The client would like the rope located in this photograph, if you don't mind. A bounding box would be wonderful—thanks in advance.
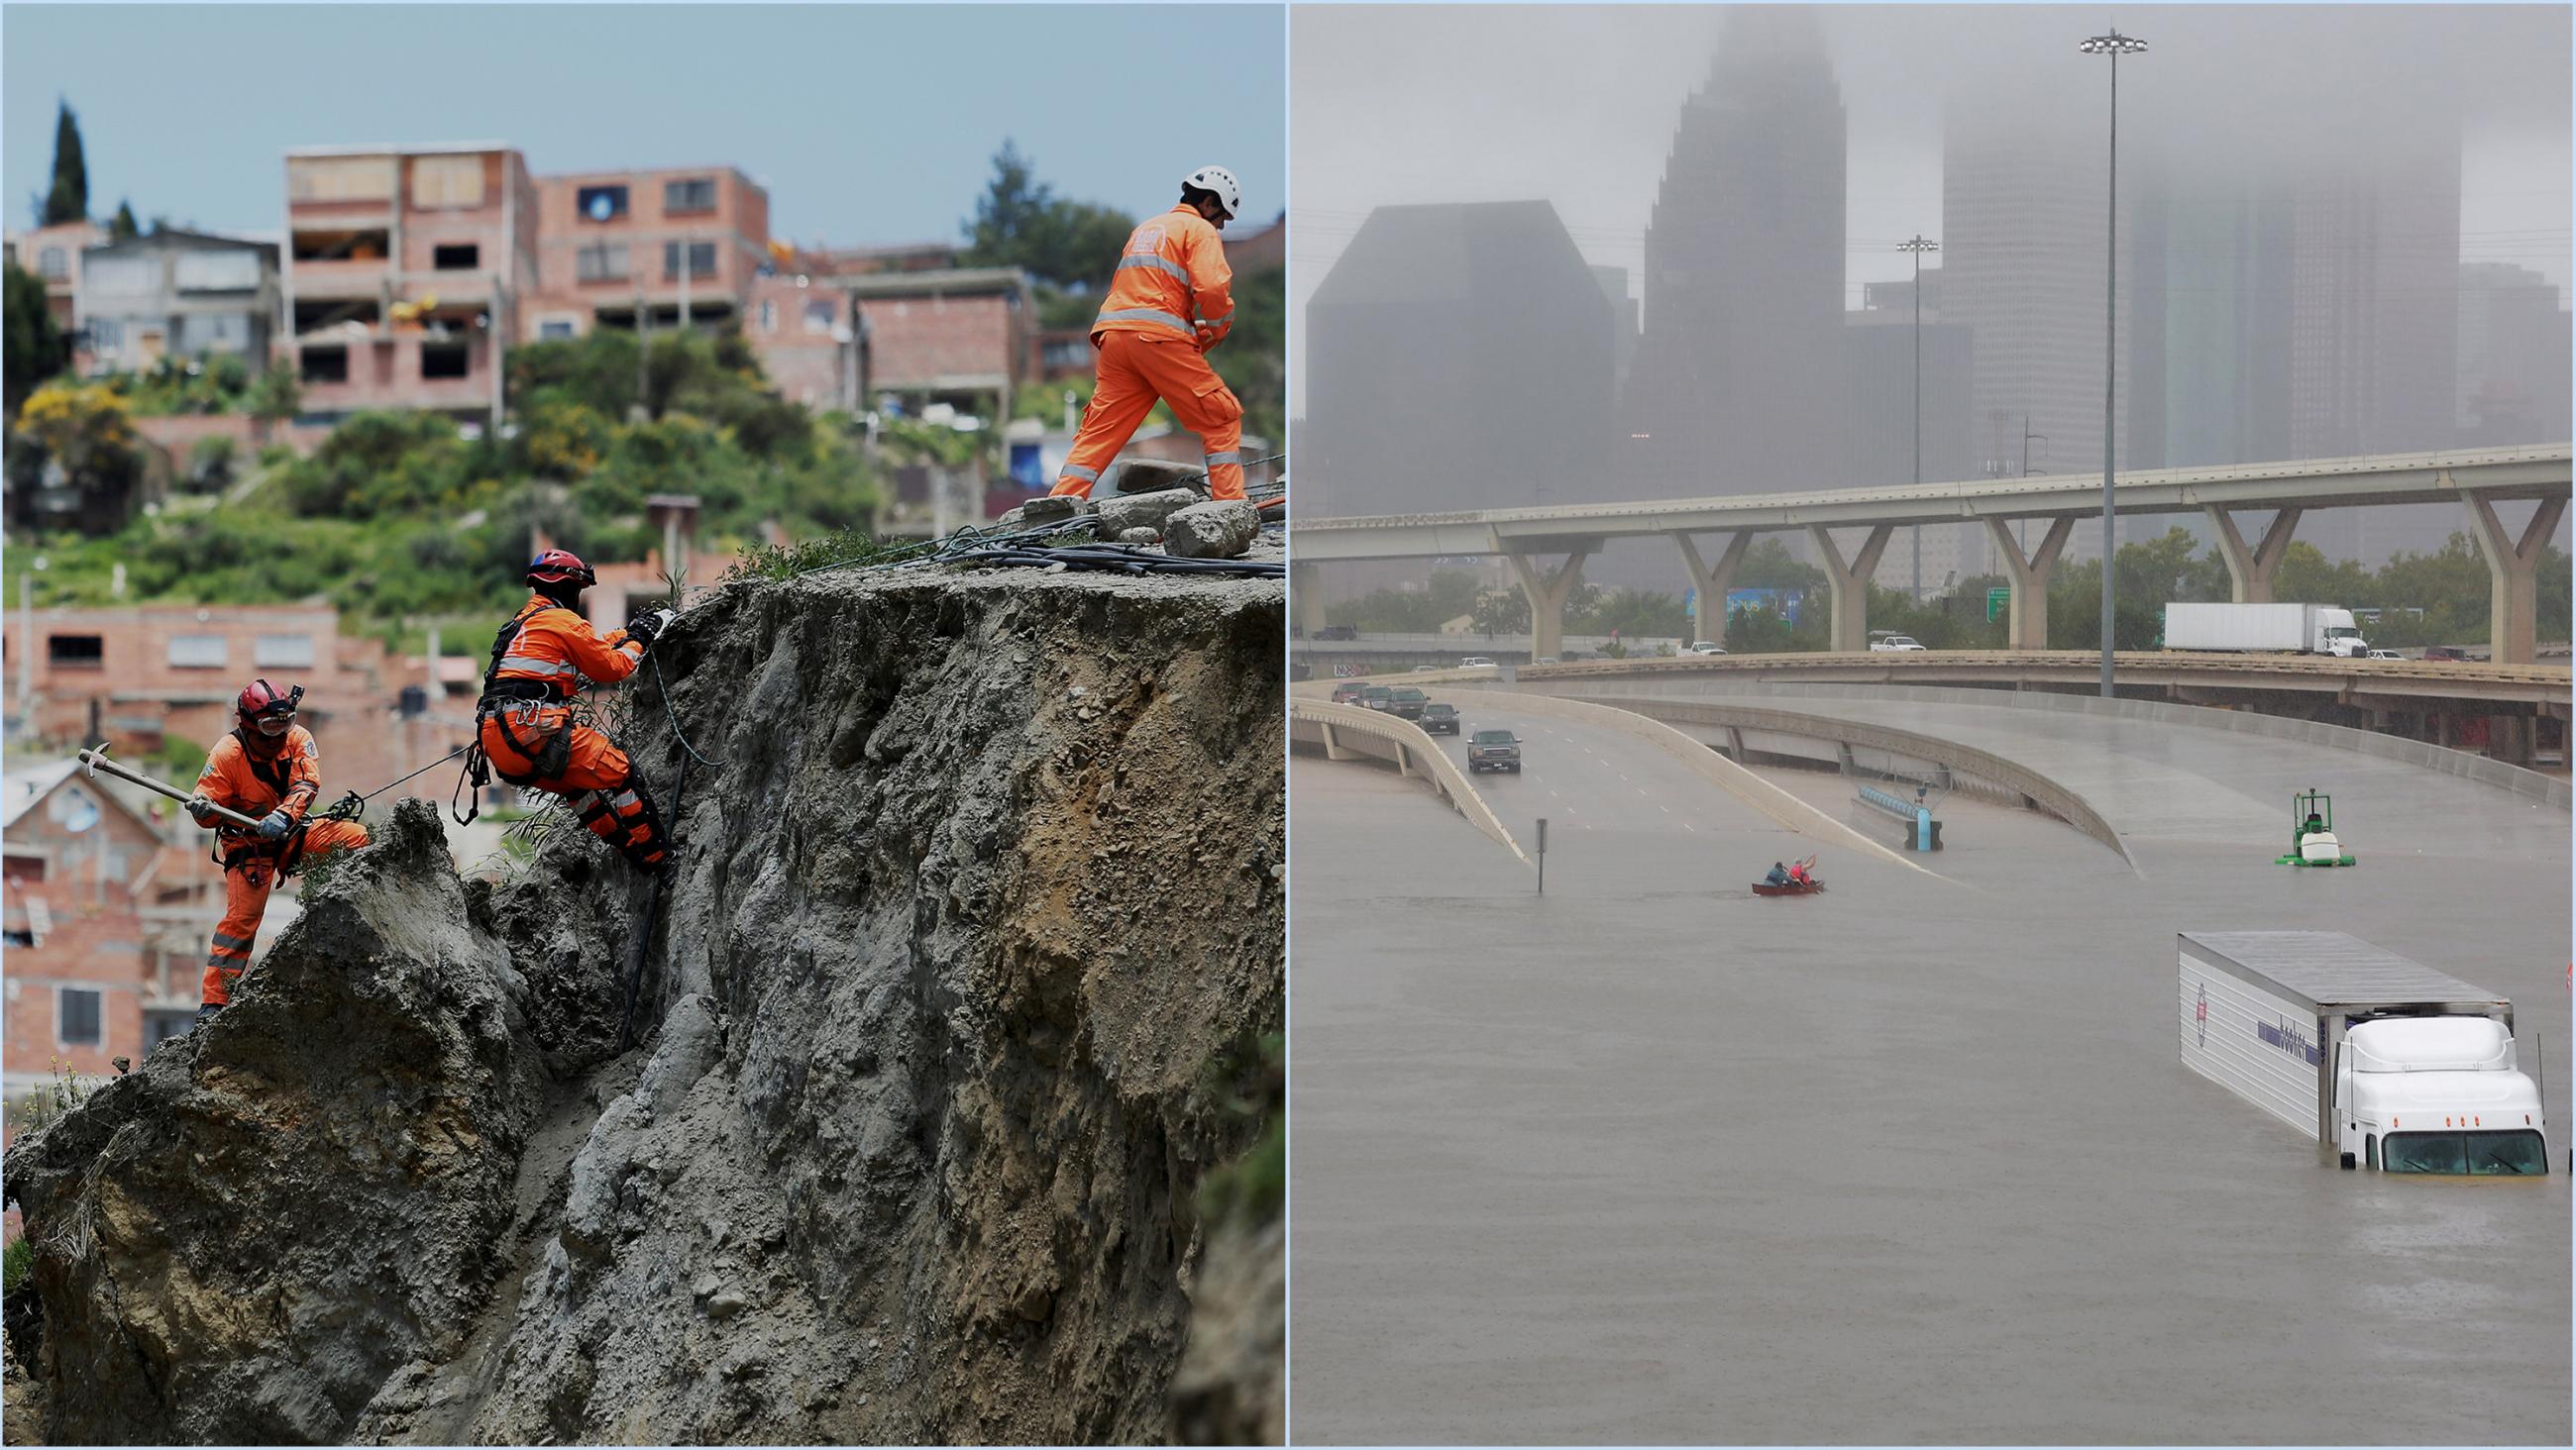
[650,650,722,769]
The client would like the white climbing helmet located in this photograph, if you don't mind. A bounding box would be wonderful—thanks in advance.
[1184,165,1241,220]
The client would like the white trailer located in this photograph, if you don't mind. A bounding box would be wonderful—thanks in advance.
[2162,602,2370,657]
[2178,931,2548,1174]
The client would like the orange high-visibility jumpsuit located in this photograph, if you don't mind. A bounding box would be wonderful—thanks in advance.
[1052,205,1246,502]
[476,595,669,869]
[193,726,370,1006]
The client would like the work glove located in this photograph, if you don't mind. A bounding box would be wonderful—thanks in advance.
[627,608,678,649]
[184,794,219,826]
[256,809,293,841]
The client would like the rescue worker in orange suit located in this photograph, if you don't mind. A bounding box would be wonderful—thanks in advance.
[185,679,371,1020]
[477,549,676,871]
[1049,165,1248,503]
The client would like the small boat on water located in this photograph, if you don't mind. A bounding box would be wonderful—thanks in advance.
[1751,879,1825,897]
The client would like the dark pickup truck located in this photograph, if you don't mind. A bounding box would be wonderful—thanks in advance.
[1388,686,1429,720]
[1420,702,1460,735]
[1467,728,1522,774]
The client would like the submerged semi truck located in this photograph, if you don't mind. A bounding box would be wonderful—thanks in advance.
[2178,931,2548,1175]
[2162,602,2370,657]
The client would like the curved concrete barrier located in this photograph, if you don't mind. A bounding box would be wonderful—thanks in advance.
[1290,699,1528,864]
[1558,678,2572,811]
[1447,688,1940,877]
[1562,691,2138,870]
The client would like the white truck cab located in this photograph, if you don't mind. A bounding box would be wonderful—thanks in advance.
[2336,1017,2549,1175]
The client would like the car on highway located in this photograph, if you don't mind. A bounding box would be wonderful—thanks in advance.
[1359,685,1395,711]
[1870,635,1928,652]
[1412,665,1442,673]
[1459,657,1497,669]
[1389,686,1429,720]
[2365,649,2404,662]
[1686,642,1729,656]
[1467,729,1522,773]
[1420,702,1460,735]
[1329,682,1367,705]
[1532,656,1559,666]
[2423,645,2472,662]
[1318,624,1360,641]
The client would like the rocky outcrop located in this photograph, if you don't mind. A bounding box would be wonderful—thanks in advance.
[5,561,1284,1445]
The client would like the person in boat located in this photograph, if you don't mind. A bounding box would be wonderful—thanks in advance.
[1766,862,1791,887]
[1788,860,1813,887]
[2301,811,2327,841]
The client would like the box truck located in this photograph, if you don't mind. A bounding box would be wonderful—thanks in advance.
[2178,931,2547,1174]
[2162,602,2371,657]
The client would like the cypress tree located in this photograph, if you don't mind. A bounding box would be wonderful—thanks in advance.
[44,101,88,226]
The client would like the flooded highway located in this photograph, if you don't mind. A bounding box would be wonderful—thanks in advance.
[1290,693,2569,1444]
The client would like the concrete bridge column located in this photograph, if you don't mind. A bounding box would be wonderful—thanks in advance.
[1292,563,1329,639]
[2462,493,2567,667]
[1983,517,2074,652]
[1674,531,1752,648]
[1319,721,1357,761]
[2203,506,2303,603]
[1505,549,1592,662]
[1808,525,1893,653]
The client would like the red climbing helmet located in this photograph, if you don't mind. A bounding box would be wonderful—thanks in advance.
[526,549,595,588]
[236,677,303,737]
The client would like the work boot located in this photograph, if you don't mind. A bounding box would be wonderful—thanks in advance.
[195,1002,224,1025]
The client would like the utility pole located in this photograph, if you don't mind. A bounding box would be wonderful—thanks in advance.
[1899,235,1939,601]
[634,279,650,421]
[2082,27,2146,698]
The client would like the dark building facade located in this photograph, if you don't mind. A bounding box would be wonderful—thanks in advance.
[1301,200,1614,520]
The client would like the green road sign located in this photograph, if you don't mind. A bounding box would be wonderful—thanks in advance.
[1986,586,2011,622]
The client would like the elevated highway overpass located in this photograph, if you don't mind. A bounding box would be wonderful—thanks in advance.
[1291,444,2571,663]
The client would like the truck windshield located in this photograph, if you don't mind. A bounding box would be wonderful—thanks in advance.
[2323,626,2361,639]
[2381,1130,2548,1176]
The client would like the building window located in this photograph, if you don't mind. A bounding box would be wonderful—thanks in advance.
[254,634,316,669]
[662,242,717,280]
[288,155,395,203]
[421,343,471,379]
[576,243,628,282]
[87,318,121,351]
[538,319,577,341]
[804,299,836,334]
[432,243,481,271]
[2,929,31,949]
[168,634,227,669]
[47,634,103,669]
[57,986,101,1047]
[186,314,243,352]
[174,251,261,291]
[578,185,629,223]
[302,345,349,383]
[664,177,717,215]
[410,155,487,209]
[85,256,158,295]
[38,247,66,279]
[759,299,776,333]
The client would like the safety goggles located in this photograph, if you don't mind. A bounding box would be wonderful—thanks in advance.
[253,710,295,737]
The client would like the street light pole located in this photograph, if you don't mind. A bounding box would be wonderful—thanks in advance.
[1899,235,1938,601]
[2081,26,2145,698]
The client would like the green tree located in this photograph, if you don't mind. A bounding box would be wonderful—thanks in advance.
[109,199,138,239]
[3,261,70,417]
[1210,264,1285,447]
[958,141,1134,290]
[245,360,302,441]
[41,101,88,226]
[2271,541,2379,608]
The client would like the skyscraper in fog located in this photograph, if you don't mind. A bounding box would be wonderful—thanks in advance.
[1940,106,2130,563]
[1619,7,1847,496]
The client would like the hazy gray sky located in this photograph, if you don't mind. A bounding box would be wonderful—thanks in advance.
[1290,4,2572,412]
[5,6,1286,251]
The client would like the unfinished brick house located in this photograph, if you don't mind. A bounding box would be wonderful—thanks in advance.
[525,165,771,341]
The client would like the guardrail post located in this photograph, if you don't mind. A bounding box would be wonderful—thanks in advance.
[2461,492,2567,667]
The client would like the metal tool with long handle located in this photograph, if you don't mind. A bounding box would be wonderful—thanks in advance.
[76,745,264,830]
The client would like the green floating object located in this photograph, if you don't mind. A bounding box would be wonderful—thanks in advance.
[2275,787,2358,867]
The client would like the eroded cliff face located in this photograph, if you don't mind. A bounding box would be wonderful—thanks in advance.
[5,564,1285,1445]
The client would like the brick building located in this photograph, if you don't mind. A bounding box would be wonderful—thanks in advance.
[77,228,282,375]
[846,267,1033,411]
[4,604,452,812]
[743,273,861,409]
[3,762,215,1100]
[526,165,770,340]
[282,144,540,424]
[3,219,104,329]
